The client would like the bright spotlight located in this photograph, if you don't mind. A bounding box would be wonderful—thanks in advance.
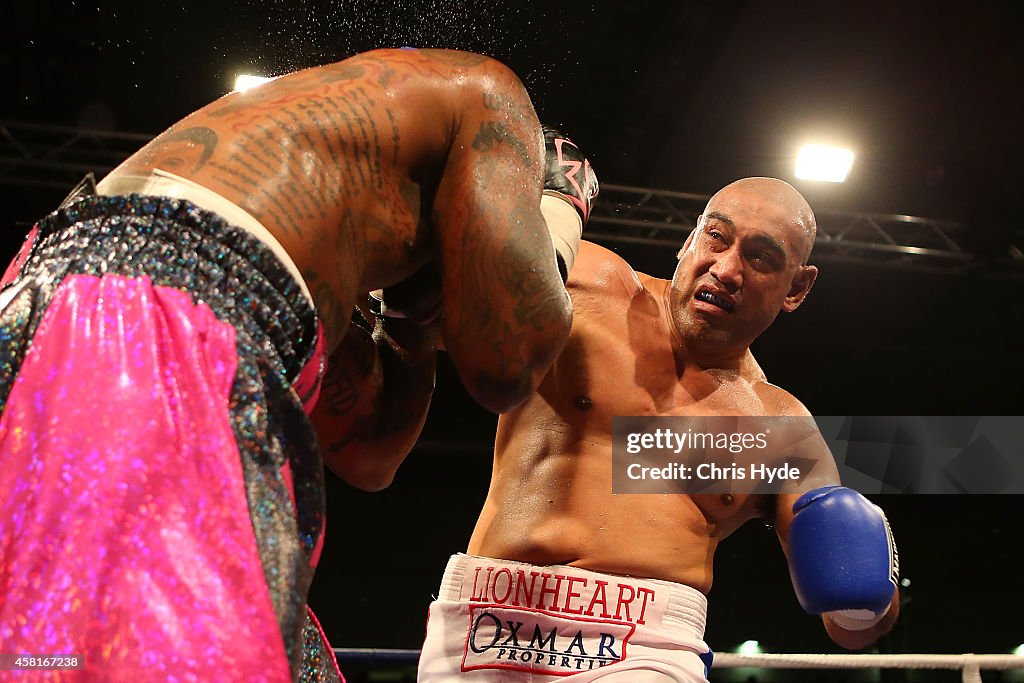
[233,74,274,93]
[737,640,762,655]
[795,144,855,183]
[1013,644,1024,656]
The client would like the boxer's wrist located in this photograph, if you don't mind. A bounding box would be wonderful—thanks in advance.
[368,289,404,318]
[541,124,598,281]
[373,315,442,361]
[540,193,583,278]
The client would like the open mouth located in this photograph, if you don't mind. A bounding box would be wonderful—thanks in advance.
[695,289,735,313]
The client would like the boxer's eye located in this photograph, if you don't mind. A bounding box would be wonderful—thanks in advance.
[744,244,785,272]
[704,229,728,251]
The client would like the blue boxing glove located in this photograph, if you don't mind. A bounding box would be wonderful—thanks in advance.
[788,486,899,630]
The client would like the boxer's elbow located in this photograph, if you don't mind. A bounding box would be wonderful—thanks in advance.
[344,469,397,493]
[460,315,570,413]
[323,447,401,493]
[338,457,398,492]
[466,371,536,414]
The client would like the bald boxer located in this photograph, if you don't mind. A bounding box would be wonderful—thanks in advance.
[416,178,900,681]
[0,48,593,682]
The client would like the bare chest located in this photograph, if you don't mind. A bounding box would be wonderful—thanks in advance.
[550,324,765,432]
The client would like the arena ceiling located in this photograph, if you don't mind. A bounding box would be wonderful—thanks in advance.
[3,1,1020,227]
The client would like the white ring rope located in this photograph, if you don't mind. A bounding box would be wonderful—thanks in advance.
[334,649,1024,682]
[714,653,1024,670]
[713,653,1024,683]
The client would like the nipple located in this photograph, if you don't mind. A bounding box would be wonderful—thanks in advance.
[574,395,593,411]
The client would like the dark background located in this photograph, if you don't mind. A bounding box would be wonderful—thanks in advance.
[3,1,1023,679]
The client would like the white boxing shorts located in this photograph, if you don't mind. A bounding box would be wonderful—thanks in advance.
[418,554,714,682]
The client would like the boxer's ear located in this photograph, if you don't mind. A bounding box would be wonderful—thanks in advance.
[678,221,701,260]
[782,264,817,313]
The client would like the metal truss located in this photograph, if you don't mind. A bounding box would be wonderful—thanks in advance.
[2,121,1021,271]
[0,120,151,191]
[588,184,1023,271]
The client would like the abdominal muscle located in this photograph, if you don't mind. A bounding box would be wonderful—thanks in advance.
[467,427,763,594]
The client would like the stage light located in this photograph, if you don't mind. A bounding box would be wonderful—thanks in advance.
[737,640,762,655]
[1013,644,1024,656]
[233,74,274,93]
[795,144,854,183]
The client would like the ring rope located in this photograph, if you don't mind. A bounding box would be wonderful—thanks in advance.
[714,653,1024,670]
[332,649,1024,682]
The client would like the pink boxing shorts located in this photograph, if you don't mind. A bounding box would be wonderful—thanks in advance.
[0,189,340,682]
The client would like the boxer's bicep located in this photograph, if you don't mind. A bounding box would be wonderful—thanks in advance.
[785,423,841,494]
[758,388,841,497]
[771,411,841,553]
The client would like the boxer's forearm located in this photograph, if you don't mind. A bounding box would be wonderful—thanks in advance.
[314,316,436,491]
[366,316,438,464]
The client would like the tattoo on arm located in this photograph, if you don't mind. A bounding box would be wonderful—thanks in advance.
[316,317,436,457]
[311,280,349,351]
[320,363,358,418]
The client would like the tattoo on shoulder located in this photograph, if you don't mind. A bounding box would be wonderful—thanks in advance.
[482,92,524,119]
[471,121,531,165]
[316,62,368,85]
[481,92,534,144]
[384,108,401,164]
[137,126,218,174]
[421,49,489,68]
[377,66,396,88]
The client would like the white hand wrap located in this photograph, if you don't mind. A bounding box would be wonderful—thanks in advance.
[541,192,583,278]
[826,604,891,631]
